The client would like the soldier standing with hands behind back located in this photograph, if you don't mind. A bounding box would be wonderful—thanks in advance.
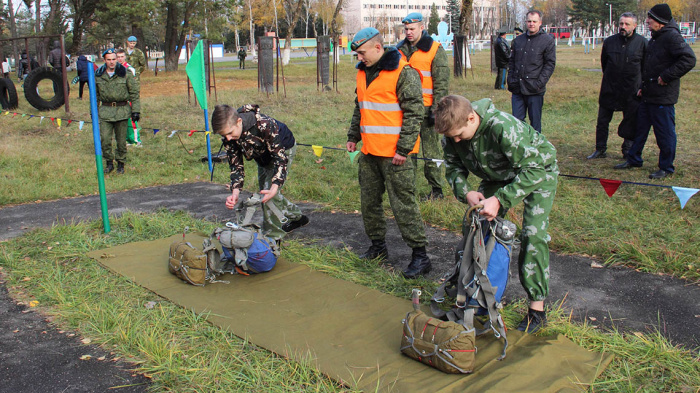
[96,49,140,175]
[396,12,450,200]
[347,27,431,279]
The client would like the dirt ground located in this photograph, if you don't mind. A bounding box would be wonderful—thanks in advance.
[0,182,697,391]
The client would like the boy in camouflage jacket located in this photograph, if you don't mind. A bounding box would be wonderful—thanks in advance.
[435,95,559,333]
[211,104,308,241]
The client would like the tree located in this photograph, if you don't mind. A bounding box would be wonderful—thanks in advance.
[568,0,635,36]
[446,0,460,33]
[428,3,440,35]
[282,0,304,64]
[459,0,472,36]
[67,0,100,53]
[163,0,196,71]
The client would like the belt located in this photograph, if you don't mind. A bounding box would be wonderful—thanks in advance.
[101,101,129,107]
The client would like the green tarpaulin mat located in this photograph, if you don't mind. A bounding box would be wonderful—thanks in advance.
[89,234,613,392]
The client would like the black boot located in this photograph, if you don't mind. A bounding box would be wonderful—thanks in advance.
[402,246,431,279]
[359,239,388,261]
[116,162,125,174]
[104,160,114,174]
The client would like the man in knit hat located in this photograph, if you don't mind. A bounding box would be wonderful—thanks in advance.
[346,27,432,279]
[396,12,450,200]
[614,3,695,179]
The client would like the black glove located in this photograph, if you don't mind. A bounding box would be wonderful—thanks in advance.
[131,112,140,122]
[427,110,435,127]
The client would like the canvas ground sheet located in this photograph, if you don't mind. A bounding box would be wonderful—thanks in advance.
[89,234,612,392]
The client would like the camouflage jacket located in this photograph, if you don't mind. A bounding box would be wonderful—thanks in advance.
[95,63,140,122]
[443,98,558,209]
[223,104,289,190]
[395,31,450,113]
[347,47,424,157]
[126,47,146,76]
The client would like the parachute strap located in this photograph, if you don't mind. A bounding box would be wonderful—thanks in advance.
[237,193,287,226]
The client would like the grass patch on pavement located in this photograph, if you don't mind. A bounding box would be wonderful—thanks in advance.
[0,211,698,392]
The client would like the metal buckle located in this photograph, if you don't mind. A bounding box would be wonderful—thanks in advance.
[110,102,117,107]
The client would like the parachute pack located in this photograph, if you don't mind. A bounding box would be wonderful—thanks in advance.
[400,205,517,373]
[168,194,281,286]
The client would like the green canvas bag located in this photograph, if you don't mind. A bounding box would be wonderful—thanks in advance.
[400,289,477,374]
[168,241,209,286]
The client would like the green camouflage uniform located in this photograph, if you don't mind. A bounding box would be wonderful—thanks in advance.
[95,63,140,164]
[126,47,146,77]
[443,98,558,301]
[223,104,302,241]
[348,47,427,248]
[396,32,450,192]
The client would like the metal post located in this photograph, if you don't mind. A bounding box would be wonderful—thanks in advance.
[87,61,110,233]
[60,35,70,113]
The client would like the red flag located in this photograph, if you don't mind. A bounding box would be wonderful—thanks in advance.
[188,130,196,136]
[599,179,622,197]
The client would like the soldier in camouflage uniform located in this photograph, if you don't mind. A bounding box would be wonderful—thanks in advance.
[125,36,146,78]
[211,104,308,241]
[435,95,559,333]
[95,49,140,174]
[396,12,450,200]
[347,28,431,279]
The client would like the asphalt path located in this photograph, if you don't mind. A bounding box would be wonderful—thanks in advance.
[0,182,698,391]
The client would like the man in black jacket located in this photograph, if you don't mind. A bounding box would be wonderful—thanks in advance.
[507,10,556,133]
[588,12,647,160]
[614,4,696,179]
[494,30,509,90]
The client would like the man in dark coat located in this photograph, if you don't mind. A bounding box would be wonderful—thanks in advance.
[494,30,509,90]
[587,12,647,160]
[47,40,67,72]
[237,47,247,69]
[507,10,556,133]
[614,3,696,179]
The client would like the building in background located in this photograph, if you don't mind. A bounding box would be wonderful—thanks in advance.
[343,0,500,42]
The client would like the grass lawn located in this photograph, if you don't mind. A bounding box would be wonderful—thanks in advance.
[0,45,698,391]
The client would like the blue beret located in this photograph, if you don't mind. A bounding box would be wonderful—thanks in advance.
[102,48,115,57]
[351,27,380,51]
[402,12,423,24]
[127,36,138,42]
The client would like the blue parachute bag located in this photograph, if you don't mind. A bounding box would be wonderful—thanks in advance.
[220,232,277,273]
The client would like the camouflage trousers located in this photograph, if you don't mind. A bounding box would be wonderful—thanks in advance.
[258,144,303,240]
[100,119,128,163]
[419,113,444,191]
[479,172,558,302]
[358,153,427,248]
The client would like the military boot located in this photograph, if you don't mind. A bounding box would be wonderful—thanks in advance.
[116,162,125,174]
[104,160,114,174]
[402,246,431,279]
[359,239,388,261]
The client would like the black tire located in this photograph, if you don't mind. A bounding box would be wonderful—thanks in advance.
[0,78,19,110]
[23,66,69,111]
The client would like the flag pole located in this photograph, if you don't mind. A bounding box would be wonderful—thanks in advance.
[205,109,212,172]
[87,61,110,233]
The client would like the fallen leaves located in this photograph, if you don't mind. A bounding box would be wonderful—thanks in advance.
[590,261,604,269]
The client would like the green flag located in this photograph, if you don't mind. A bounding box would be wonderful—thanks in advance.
[186,40,207,110]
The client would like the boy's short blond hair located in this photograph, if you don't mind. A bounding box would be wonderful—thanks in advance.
[435,95,474,134]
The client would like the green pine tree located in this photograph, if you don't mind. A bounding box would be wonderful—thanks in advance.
[428,3,440,35]
[446,0,460,34]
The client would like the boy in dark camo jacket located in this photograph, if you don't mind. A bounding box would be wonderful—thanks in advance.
[435,94,559,333]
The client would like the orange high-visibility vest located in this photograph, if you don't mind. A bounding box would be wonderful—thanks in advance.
[357,59,420,157]
[400,41,440,106]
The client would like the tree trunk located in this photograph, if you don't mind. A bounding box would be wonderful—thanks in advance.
[282,0,304,65]
[8,0,20,72]
[163,1,194,72]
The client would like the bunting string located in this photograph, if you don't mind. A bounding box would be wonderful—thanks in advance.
[2,111,697,209]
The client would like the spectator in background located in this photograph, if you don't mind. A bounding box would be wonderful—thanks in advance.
[614,3,696,179]
[75,54,98,100]
[587,12,647,160]
[238,47,247,69]
[507,10,556,133]
[47,40,68,73]
[494,30,510,90]
[1,58,10,78]
[116,49,137,76]
[125,36,146,77]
